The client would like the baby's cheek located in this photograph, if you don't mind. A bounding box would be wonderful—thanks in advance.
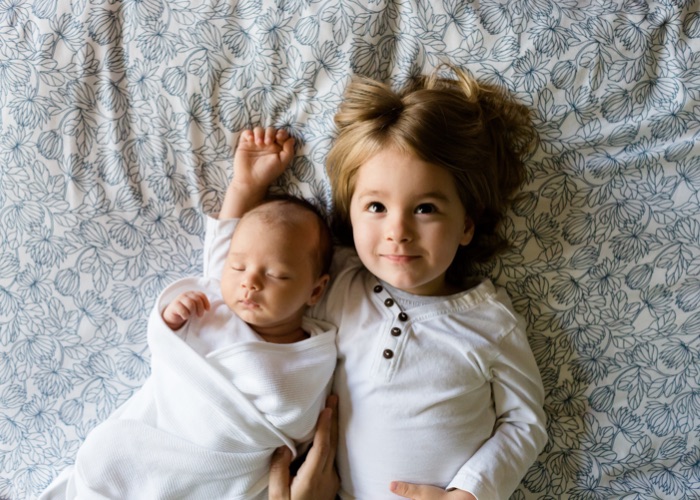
[219,275,236,304]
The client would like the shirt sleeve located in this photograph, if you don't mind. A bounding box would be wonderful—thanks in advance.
[202,214,239,279]
[447,296,547,499]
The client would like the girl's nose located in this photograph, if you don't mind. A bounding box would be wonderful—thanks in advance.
[386,213,413,243]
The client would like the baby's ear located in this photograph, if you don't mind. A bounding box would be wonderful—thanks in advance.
[460,218,475,246]
[307,274,331,306]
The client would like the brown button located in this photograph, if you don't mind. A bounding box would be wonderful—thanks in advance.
[398,312,408,321]
[374,285,383,293]
[383,349,394,359]
[384,298,394,307]
[391,327,401,336]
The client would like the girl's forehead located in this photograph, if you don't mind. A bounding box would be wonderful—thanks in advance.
[360,147,445,172]
[355,149,457,193]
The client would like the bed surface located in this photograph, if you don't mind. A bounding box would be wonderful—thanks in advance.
[2,0,700,498]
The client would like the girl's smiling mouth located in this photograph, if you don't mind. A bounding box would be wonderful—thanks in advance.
[382,254,419,263]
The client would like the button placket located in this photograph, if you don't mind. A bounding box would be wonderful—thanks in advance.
[371,280,408,366]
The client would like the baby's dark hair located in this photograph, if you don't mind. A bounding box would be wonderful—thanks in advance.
[245,194,333,277]
[326,65,537,279]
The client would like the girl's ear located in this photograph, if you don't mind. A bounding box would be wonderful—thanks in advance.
[460,218,475,246]
[307,274,331,306]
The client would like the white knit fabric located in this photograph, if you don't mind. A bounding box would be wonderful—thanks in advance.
[40,271,337,500]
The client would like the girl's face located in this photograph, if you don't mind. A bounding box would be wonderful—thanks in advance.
[349,148,474,296]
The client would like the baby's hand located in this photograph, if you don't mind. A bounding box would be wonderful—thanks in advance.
[220,127,295,219]
[389,482,476,500]
[233,127,295,192]
[162,291,211,331]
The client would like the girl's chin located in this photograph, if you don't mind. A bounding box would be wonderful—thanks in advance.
[378,274,446,296]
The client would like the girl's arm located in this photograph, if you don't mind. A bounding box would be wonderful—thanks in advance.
[449,307,547,498]
[392,296,546,500]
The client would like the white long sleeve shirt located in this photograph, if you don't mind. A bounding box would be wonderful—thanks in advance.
[208,217,547,500]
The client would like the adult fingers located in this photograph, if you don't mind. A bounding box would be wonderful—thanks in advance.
[325,394,338,473]
[308,409,332,471]
[304,397,337,474]
[268,447,292,500]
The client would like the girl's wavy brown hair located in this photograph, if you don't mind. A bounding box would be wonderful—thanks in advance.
[326,65,537,280]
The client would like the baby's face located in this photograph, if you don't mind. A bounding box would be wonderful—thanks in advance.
[220,214,325,342]
[349,147,473,296]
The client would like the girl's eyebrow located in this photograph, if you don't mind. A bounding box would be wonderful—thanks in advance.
[356,189,451,202]
[417,191,451,202]
[354,189,387,198]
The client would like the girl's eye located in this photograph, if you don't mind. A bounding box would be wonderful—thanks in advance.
[367,202,386,213]
[230,265,244,271]
[415,204,437,214]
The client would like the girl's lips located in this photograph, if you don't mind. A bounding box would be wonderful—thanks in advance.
[382,254,418,264]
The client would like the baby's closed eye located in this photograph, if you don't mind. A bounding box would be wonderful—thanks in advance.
[266,272,290,280]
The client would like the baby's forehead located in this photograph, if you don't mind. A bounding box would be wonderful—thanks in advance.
[241,201,315,228]
[234,205,320,252]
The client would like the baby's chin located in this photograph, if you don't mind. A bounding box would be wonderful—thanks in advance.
[230,303,263,323]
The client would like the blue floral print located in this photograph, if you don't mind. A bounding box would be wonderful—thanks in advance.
[1,1,700,499]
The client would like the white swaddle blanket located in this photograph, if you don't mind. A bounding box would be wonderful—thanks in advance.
[40,278,337,500]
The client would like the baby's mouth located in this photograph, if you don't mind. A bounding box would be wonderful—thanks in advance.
[239,298,260,309]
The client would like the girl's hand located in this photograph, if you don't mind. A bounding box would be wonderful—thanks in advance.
[268,395,339,500]
[161,291,211,331]
[390,482,476,500]
[220,127,296,219]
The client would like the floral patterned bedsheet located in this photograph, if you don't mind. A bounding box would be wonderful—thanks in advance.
[1,0,699,498]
